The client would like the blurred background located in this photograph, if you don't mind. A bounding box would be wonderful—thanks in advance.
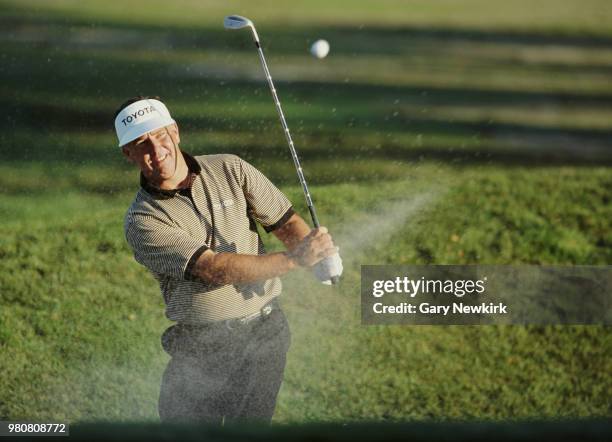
[0,0,610,423]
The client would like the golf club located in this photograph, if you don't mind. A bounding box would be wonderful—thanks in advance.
[224,15,341,285]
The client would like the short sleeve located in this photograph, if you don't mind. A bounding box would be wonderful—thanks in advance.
[238,157,293,232]
[125,213,207,279]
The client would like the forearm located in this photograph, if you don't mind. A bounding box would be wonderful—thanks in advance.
[192,250,298,286]
[273,213,312,250]
[191,213,329,286]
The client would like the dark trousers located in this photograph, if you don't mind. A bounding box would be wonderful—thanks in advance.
[158,307,291,424]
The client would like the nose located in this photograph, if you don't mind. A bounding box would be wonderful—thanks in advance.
[146,134,166,160]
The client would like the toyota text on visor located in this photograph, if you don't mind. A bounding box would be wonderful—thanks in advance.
[114,99,176,147]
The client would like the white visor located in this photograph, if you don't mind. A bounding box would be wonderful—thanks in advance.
[114,98,176,147]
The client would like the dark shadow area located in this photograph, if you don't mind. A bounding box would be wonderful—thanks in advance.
[2,127,610,170]
[5,91,612,137]
[63,419,612,442]
[3,70,612,110]
[2,93,611,168]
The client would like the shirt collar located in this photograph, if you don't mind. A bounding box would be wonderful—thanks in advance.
[140,151,201,200]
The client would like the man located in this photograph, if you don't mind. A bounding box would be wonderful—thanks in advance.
[114,96,340,424]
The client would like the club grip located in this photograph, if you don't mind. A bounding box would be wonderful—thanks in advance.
[314,253,343,285]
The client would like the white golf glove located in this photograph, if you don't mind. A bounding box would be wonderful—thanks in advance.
[313,252,343,285]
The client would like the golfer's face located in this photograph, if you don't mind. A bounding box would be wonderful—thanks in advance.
[124,124,180,183]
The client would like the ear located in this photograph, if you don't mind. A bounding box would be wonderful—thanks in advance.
[121,146,135,163]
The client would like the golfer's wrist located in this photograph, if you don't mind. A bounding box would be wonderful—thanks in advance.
[284,250,301,269]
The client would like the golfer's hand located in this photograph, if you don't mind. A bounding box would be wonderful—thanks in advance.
[287,227,338,267]
[313,252,343,284]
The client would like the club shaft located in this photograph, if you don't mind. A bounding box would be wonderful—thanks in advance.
[254,41,321,228]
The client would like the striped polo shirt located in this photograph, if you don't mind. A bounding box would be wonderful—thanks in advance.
[124,152,294,324]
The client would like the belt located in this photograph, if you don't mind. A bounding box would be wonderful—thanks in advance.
[161,299,280,356]
[223,300,278,329]
[179,299,279,332]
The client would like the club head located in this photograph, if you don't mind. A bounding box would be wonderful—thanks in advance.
[223,15,253,30]
[224,15,260,43]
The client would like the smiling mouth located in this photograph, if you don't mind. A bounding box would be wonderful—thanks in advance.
[151,153,169,168]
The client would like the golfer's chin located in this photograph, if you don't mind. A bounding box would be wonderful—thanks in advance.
[145,166,176,186]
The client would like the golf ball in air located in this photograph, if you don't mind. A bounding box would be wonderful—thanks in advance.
[310,39,330,59]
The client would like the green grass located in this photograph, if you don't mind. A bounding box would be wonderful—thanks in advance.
[3,0,612,34]
[1,168,610,422]
[0,0,610,424]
